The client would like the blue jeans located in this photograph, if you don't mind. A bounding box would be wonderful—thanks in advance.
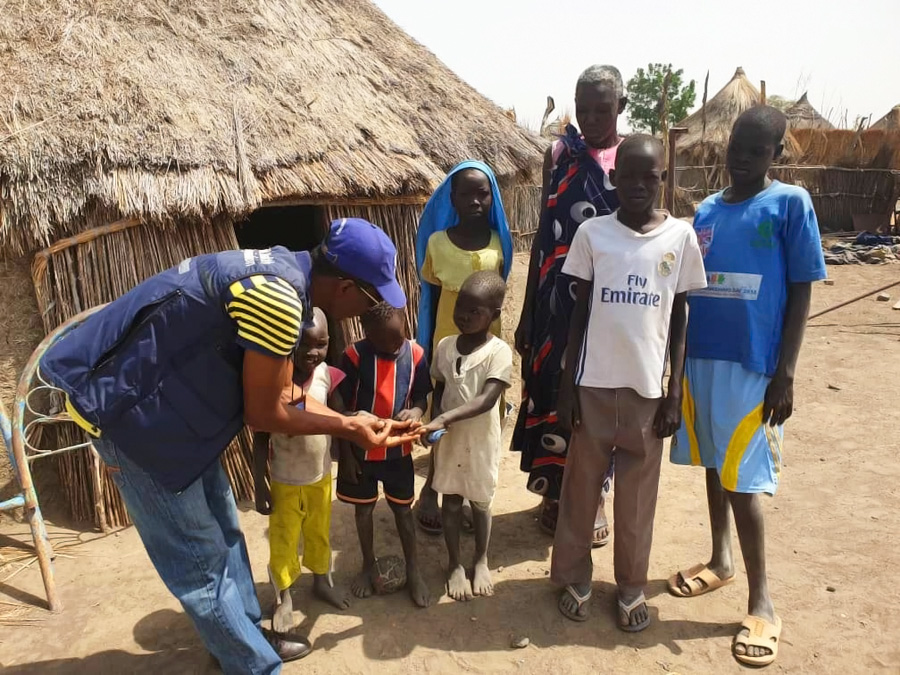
[94,439,281,675]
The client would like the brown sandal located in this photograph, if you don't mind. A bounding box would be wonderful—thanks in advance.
[667,563,734,597]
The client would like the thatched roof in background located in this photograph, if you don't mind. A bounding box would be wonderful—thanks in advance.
[785,93,834,130]
[871,105,900,131]
[676,67,800,164]
[0,0,543,254]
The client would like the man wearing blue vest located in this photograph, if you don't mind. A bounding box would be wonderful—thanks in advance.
[41,218,420,674]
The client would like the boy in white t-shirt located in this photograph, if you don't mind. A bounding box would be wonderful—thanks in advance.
[252,308,351,632]
[551,135,707,631]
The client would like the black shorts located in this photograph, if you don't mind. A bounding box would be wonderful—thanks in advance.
[336,454,414,506]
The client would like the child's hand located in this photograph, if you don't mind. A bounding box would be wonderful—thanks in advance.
[653,393,682,439]
[396,407,425,424]
[763,373,794,426]
[419,416,447,445]
[557,381,580,433]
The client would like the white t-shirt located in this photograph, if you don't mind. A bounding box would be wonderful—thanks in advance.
[561,212,707,399]
[430,335,513,505]
[270,363,343,486]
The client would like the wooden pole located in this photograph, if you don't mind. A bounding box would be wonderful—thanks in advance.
[666,127,688,213]
[809,279,900,320]
[760,80,767,106]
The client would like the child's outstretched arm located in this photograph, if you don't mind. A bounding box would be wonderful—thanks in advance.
[764,282,812,426]
[557,277,591,432]
[422,379,506,436]
[654,292,688,438]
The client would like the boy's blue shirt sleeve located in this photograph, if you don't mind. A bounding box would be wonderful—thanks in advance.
[784,188,827,283]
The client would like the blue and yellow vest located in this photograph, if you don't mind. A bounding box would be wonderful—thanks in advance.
[40,247,310,492]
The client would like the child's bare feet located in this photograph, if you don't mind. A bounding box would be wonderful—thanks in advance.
[272,588,294,633]
[447,564,473,601]
[351,567,375,599]
[313,574,351,609]
[472,561,493,596]
[406,566,431,607]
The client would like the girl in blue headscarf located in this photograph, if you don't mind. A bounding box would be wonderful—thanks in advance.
[414,160,513,534]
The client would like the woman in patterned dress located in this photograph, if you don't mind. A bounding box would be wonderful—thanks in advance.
[513,65,627,543]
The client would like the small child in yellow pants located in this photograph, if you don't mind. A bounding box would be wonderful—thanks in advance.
[253,308,351,632]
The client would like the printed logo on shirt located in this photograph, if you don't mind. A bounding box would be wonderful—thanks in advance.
[658,251,676,277]
[599,274,662,307]
[751,220,776,249]
[696,226,715,258]
[691,272,762,300]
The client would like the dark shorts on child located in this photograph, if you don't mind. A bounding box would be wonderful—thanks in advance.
[336,454,415,506]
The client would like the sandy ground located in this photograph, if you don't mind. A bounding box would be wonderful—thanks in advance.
[1,257,899,674]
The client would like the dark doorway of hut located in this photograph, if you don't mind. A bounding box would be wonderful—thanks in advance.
[233,204,353,360]
[234,204,327,253]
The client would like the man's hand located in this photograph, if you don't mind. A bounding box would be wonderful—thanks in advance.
[396,407,425,424]
[346,416,422,450]
[763,373,794,427]
[653,394,682,439]
[556,381,579,433]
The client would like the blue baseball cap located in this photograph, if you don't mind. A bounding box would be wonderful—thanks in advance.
[321,218,406,308]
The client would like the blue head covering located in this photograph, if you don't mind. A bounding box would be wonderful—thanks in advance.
[415,160,513,357]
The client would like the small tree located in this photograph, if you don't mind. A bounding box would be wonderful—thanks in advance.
[627,64,696,135]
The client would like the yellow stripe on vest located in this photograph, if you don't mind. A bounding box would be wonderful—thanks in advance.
[65,396,101,438]
[721,403,764,491]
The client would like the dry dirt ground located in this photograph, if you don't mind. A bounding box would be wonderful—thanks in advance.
[1,256,899,674]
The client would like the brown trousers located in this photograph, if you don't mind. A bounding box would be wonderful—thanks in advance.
[550,387,663,594]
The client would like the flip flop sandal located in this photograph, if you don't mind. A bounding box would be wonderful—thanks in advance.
[617,592,651,633]
[558,584,592,622]
[667,563,735,598]
[414,502,443,536]
[733,615,782,667]
[592,521,610,548]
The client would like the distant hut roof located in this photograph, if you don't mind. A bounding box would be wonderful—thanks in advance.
[871,105,900,131]
[676,67,800,164]
[0,0,543,254]
[785,93,834,130]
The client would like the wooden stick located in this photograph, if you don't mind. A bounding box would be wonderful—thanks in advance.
[666,127,688,213]
[809,279,900,320]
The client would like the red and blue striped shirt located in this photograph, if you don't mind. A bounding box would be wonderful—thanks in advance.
[339,339,431,461]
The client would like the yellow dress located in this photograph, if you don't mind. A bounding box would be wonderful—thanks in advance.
[420,230,504,354]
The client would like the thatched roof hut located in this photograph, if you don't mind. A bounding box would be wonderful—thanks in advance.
[786,93,834,130]
[1,0,541,255]
[676,67,800,167]
[871,105,900,131]
[0,0,542,524]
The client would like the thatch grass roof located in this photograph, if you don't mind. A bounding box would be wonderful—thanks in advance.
[0,0,543,254]
[785,93,834,130]
[676,67,800,164]
[871,105,900,131]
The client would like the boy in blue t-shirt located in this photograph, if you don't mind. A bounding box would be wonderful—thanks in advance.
[669,106,826,667]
